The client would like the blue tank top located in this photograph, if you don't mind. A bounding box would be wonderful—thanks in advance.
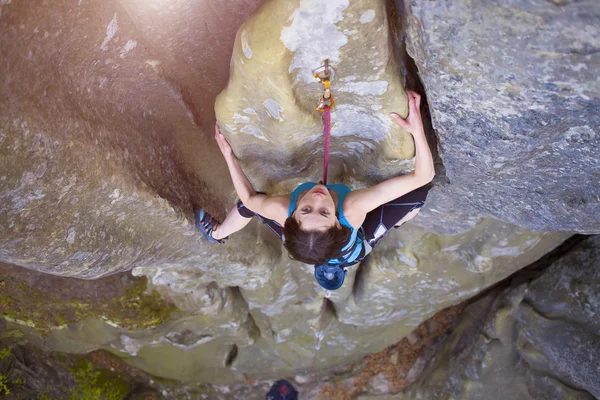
[287,182,363,266]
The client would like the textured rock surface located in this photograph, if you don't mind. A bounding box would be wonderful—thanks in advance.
[10,224,570,382]
[377,236,600,400]
[215,0,413,192]
[0,283,465,399]
[403,0,600,234]
[0,329,159,400]
[0,0,265,278]
[0,0,593,387]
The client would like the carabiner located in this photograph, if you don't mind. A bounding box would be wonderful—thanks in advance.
[313,59,335,82]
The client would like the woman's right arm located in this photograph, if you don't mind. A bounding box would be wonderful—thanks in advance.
[343,91,435,226]
[215,124,289,224]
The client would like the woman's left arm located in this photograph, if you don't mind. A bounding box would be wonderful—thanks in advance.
[344,91,435,219]
[214,123,289,224]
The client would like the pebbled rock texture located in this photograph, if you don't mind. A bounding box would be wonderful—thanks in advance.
[403,0,600,234]
[382,235,600,400]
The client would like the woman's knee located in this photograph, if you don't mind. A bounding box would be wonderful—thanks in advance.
[236,199,256,219]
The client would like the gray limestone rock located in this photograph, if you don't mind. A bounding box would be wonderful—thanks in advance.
[403,0,600,234]
[391,236,600,400]
[0,0,595,387]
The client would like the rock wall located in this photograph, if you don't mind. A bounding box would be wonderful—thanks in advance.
[403,0,600,234]
[0,0,596,386]
[215,0,413,193]
[0,0,264,277]
[381,235,599,400]
[81,222,569,381]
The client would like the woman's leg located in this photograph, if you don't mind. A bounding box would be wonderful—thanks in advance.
[205,199,284,241]
[394,207,422,227]
[362,185,430,247]
[212,206,252,240]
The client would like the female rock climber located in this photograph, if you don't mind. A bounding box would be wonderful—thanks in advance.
[196,90,435,290]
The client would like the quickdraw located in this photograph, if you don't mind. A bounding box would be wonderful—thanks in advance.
[313,59,334,185]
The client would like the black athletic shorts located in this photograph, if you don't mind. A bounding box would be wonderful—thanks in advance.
[236,185,430,260]
[361,184,429,247]
[236,192,284,239]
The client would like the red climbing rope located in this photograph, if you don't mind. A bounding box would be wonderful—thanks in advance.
[313,59,334,185]
[308,60,336,368]
[322,105,331,184]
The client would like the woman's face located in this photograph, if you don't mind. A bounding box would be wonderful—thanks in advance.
[294,185,340,232]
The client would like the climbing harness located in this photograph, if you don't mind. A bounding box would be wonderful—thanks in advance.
[313,59,334,185]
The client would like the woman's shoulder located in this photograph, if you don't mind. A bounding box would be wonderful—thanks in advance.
[248,193,290,225]
[268,194,292,211]
[341,187,368,229]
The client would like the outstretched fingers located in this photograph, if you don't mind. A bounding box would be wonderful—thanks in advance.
[391,90,424,133]
[214,122,232,158]
[407,90,421,110]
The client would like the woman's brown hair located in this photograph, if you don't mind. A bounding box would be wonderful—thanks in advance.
[282,217,351,265]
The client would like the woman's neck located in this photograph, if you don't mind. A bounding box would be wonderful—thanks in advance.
[330,188,339,208]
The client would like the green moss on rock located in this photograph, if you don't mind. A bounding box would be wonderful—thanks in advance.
[70,360,130,400]
[0,265,179,332]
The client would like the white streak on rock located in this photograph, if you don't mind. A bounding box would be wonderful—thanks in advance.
[466,255,493,273]
[233,113,250,124]
[241,30,253,59]
[398,252,418,268]
[522,237,542,250]
[359,9,375,24]
[280,0,349,83]
[340,81,388,96]
[67,227,75,244]
[145,59,161,69]
[243,108,257,115]
[119,40,137,58]
[241,125,268,141]
[263,99,284,121]
[442,244,460,252]
[120,335,142,356]
[332,104,387,141]
[100,13,118,51]
[491,246,522,257]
